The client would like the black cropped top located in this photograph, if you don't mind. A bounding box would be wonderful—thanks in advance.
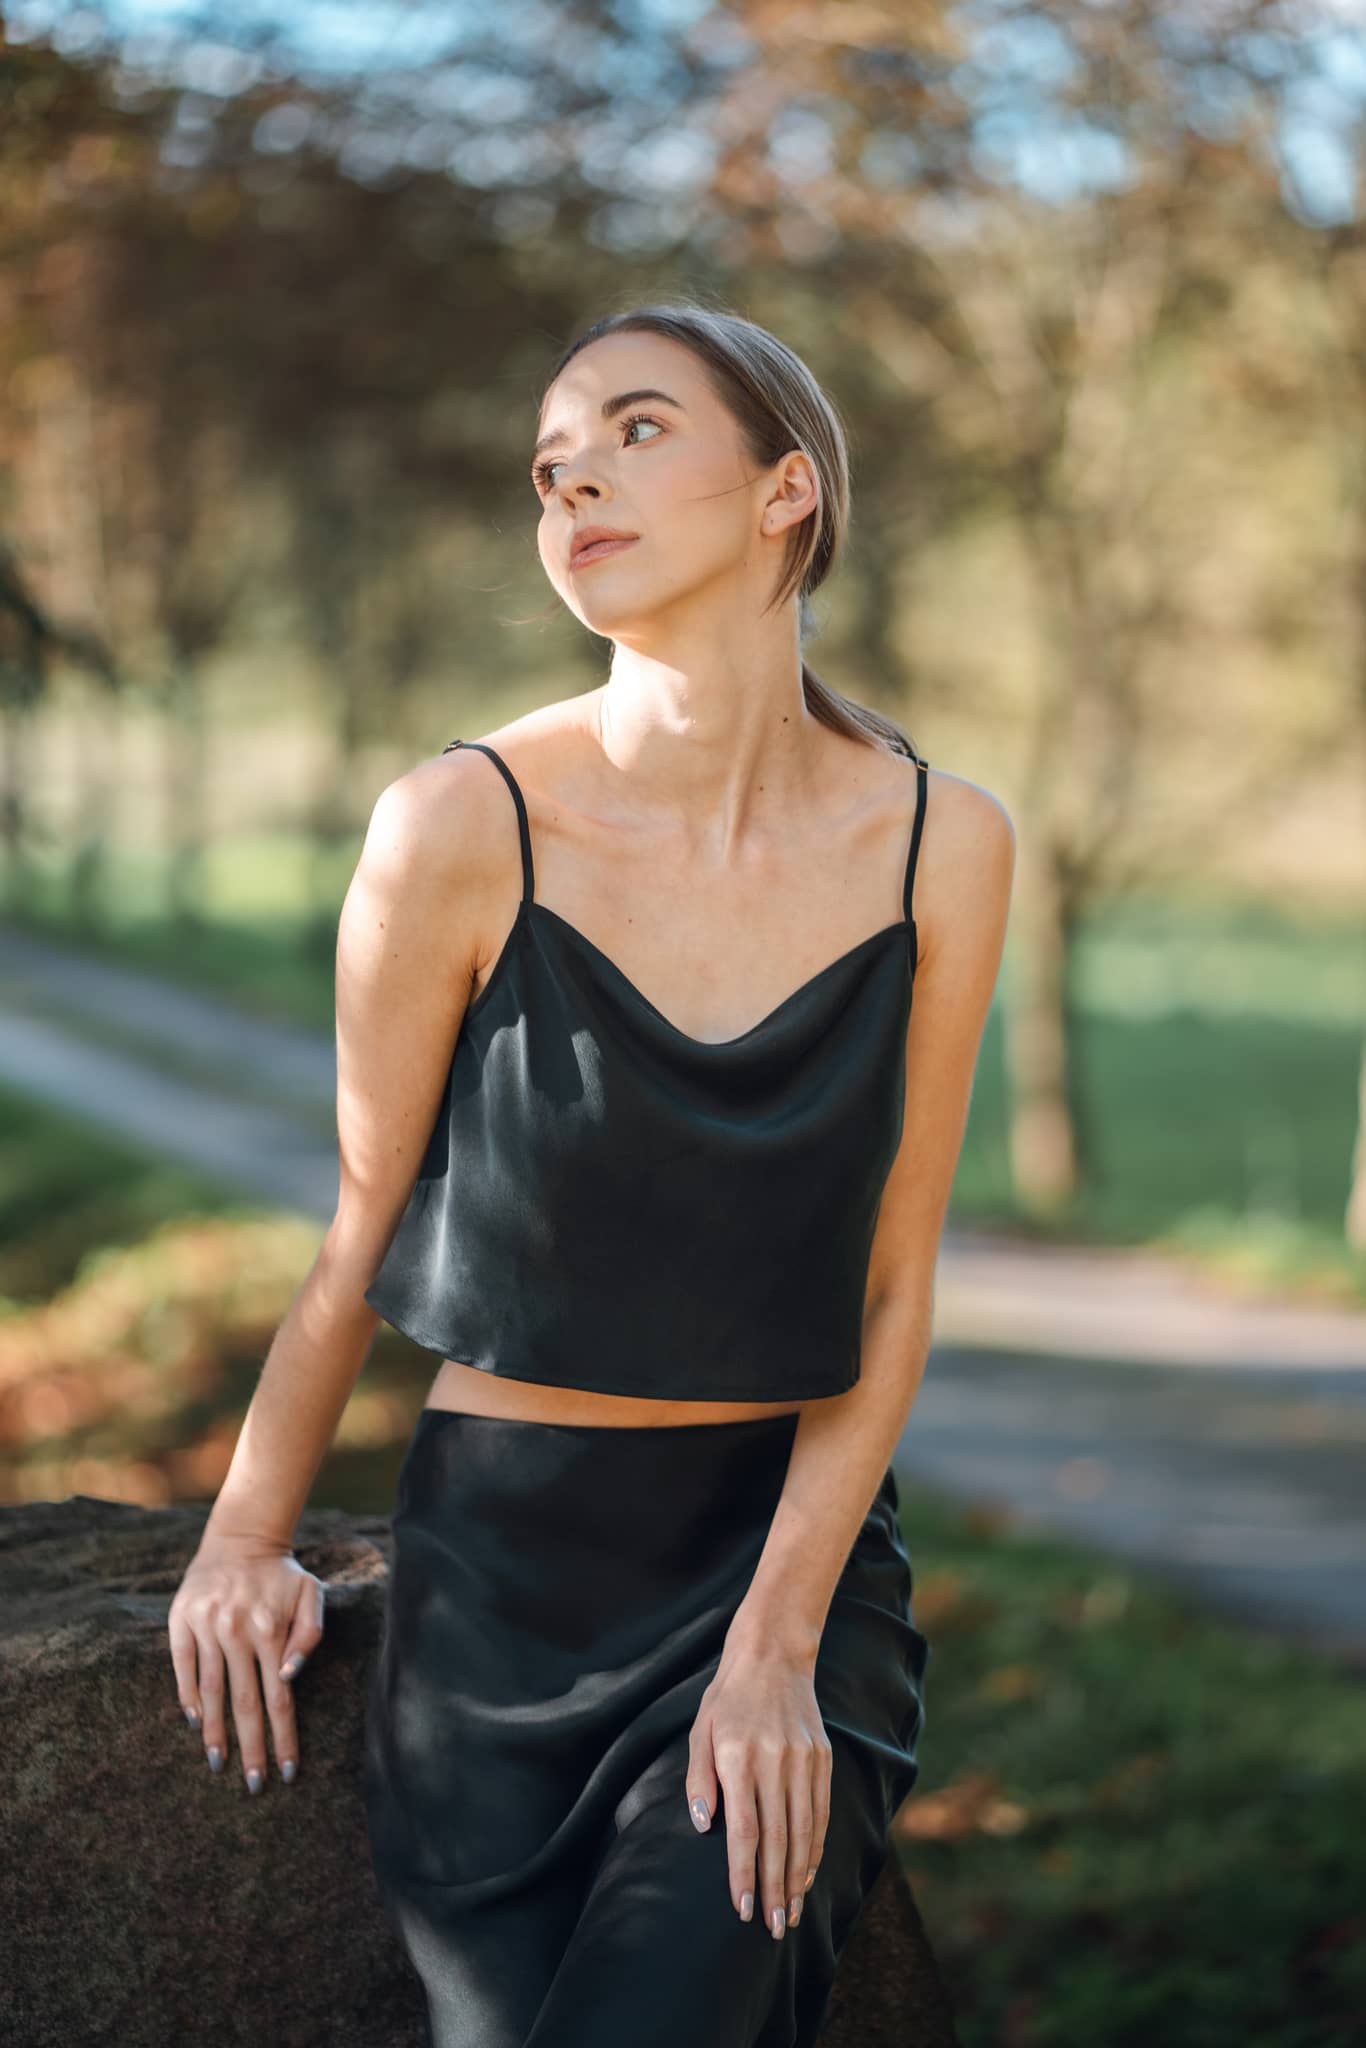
[362,736,929,1402]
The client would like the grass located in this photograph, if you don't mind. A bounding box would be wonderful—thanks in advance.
[0,1086,252,1309]
[1,1092,1363,2044]
[895,1486,1366,2047]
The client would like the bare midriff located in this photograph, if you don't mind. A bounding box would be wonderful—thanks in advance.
[423,1357,807,1428]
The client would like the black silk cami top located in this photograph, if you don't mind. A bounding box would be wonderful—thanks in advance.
[362,737,929,1402]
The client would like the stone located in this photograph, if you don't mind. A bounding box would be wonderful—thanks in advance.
[1,1496,960,2046]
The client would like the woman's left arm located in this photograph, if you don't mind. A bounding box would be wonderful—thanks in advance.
[685,768,1017,1942]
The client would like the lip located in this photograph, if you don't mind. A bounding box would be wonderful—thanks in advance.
[569,529,639,569]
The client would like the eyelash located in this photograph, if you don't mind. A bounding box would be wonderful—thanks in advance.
[532,412,663,494]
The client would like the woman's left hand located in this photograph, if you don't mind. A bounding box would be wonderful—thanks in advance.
[684,1635,832,1939]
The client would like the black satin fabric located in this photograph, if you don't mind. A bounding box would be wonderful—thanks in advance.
[361,738,928,1406]
[363,1408,930,2048]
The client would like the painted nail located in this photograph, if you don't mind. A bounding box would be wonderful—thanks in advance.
[788,1894,802,1927]
[689,1796,710,1833]
[281,1759,297,1784]
[280,1657,302,1681]
[184,1707,200,1730]
[740,1891,754,1922]
[771,1904,786,1940]
[207,1747,224,1773]
[805,1868,816,1890]
[246,1768,264,1794]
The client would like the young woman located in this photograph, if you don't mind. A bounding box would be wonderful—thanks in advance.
[168,302,1014,2047]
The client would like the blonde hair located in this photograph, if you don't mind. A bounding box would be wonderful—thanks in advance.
[538,298,921,761]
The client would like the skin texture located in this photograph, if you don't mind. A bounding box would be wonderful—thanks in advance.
[167,329,1016,1950]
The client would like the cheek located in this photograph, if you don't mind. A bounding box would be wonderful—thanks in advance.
[536,520,564,587]
[654,458,748,554]
[660,449,723,520]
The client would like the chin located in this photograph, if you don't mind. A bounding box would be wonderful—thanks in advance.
[572,568,712,638]
[569,588,666,636]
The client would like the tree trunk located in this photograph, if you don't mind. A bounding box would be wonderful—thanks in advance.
[1346,1038,1366,1253]
[1004,841,1077,1212]
[164,650,207,927]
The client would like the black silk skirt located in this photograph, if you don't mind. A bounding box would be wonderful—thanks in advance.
[363,1408,930,2048]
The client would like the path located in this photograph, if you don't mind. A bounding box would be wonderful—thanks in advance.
[4,924,1365,1668]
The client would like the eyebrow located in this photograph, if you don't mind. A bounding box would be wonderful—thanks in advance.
[530,389,687,468]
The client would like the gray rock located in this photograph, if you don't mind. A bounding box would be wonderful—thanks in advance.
[1,1497,960,2047]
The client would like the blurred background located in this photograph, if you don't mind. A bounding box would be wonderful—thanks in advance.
[2,2,1365,2040]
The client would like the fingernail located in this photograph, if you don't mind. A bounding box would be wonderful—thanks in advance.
[246,1768,264,1794]
[207,1747,223,1773]
[740,1891,753,1922]
[689,1796,710,1833]
[771,1904,786,1940]
[184,1707,200,1730]
[280,1657,302,1681]
[788,1893,802,1926]
[805,1868,816,1890]
[281,1759,297,1784]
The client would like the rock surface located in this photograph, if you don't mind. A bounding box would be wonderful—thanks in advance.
[2,1496,961,2047]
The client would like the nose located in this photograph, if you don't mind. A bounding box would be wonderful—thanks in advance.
[559,469,607,504]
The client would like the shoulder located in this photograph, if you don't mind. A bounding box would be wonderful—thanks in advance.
[873,741,1014,882]
[435,696,597,818]
[912,755,1015,964]
[359,752,494,906]
[367,697,590,894]
[918,756,1014,865]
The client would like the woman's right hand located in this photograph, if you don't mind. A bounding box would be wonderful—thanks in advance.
[168,1536,327,1792]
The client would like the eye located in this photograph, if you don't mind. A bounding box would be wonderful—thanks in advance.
[532,412,664,495]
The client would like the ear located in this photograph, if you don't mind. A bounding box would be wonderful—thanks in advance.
[762,449,819,534]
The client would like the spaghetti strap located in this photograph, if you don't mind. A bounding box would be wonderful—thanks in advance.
[442,739,535,904]
[903,751,928,925]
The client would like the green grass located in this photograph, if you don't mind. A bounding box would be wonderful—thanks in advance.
[895,1486,1366,2047]
[2,1086,1362,2043]
[0,1086,256,1309]
[4,839,350,1035]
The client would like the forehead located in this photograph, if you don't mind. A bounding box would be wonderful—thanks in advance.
[533,333,710,452]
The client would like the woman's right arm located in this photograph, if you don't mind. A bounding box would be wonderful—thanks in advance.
[166,748,500,1793]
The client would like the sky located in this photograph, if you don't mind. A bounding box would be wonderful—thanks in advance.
[6,0,1363,226]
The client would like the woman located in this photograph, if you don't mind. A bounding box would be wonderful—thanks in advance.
[168,301,1014,2047]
